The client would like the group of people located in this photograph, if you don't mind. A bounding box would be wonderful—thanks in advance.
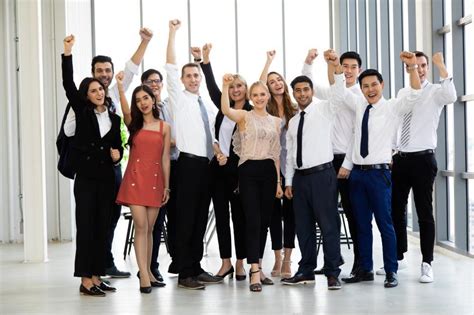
[60,18,457,296]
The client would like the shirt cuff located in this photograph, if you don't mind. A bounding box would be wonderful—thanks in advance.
[125,60,139,75]
[342,158,353,171]
[334,73,345,85]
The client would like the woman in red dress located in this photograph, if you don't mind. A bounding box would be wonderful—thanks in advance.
[115,72,171,293]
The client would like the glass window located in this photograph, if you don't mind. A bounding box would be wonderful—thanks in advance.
[469,180,474,254]
[284,0,330,86]
[448,176,456,242]
[93,0,142,91]
[189,0,237,86]
[236,0,284,83]
[465,22,474,95]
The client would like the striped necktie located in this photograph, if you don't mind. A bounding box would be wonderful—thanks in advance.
[399,111,412,149]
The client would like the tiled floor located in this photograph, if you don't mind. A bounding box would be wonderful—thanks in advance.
[1,216,473,315]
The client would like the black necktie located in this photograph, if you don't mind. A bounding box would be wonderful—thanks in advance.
[296,111,305,168]
[360,105,372,158]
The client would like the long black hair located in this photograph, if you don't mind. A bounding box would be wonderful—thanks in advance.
[78,77,110,109]
[127,85,161,147]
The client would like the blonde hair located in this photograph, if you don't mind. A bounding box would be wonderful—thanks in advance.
[230,74,249,101]
[248,80,269,98]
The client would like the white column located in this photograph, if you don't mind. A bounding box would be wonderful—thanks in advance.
[17,0,48,262]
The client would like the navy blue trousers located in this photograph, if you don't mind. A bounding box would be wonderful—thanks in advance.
[349,169,398,274]
[293,167,341,277]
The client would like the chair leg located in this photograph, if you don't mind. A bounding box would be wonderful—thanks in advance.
[128,224,135,256]
[340,211,351,249]
[123,215,133,260]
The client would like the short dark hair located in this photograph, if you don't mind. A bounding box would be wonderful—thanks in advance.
[340,51,362,67]
[181,63,201,78]
[413,50,429,64]
[290,75,313,90]
[358,69,383,86]
[141,69,163,83]
[91,55,114,74]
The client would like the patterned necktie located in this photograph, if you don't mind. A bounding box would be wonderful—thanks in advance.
[296,111,305,168]
[198,96,214,160]
[399,111,412,149]
[360,105,372,158]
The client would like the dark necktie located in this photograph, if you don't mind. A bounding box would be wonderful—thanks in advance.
[198,96,214,160]
[108,97,117,114]
[360,104,372,158]
[296,111,306,168]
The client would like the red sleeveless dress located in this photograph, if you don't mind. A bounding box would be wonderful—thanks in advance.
[117,124,164,208]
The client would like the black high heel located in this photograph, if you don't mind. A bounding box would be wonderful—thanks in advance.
[235,267,247,281]
[216,266,234,279]
[140,286,152,294]
[249,269,262,292]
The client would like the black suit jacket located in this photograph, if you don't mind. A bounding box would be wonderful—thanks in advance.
[62,54,123,180]
[201,62,253,169]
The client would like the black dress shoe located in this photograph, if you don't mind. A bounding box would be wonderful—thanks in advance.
[79,284,106,297]
[151,281,166,288]
[98,282,117,292]
[178,277,205,290]
[342,270,374,283]
[140,286,152,294]
[105,266,131,278]
[281,273,315,285]
[151,268,164,282]
[384,272,398,288]
[196,272,224,284]
[327,276,342,290]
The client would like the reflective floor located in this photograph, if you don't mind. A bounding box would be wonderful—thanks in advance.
[1,216,473,315]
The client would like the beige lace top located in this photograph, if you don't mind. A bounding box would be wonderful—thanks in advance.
[233,110,282,166]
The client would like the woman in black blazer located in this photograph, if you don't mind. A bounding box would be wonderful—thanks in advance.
[191,44,251,280]
[62,35,123,297]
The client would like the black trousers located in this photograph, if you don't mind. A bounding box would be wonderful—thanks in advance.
[152,160,178,269]
[333,154,360,271]
[391,153,437,263]
[293,167,341,277]
[175,155,212,279]
[239,160,277,264]
[104,164,122,269]
[269,175,295,250]
[74,173,114,278]
[211,160,246,260]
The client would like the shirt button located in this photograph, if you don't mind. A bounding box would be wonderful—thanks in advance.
[131,183,135,187]
[153,187,156,190]
[100,146,104,150]
[154,174,158,177]
[137,159,140,162]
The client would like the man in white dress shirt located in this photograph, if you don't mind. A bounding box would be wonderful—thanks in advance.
[165,19,222,290]
[381,51,456,283]
[283,75,342,290]
[330,50,422,288]
[302,49,364,277]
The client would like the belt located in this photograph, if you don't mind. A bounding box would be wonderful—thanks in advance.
[333,154,346,160]
[397,149,434,157]
[353,163,390,170]
[179,152,210,163]
[295,162,333,175]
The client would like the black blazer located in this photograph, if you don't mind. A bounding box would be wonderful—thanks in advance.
[201,62,253,168]
[62,54,123,179]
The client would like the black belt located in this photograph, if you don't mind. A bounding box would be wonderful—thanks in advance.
[295,162,333,175]
[333,154,346,160]
[397,149,434,157]
[179,152,209,163]
[353,163,390,170]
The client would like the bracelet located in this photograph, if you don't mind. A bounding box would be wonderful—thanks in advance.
[194,58,202,63]
[164,188,171,193]
[277,179,281,183]
[406,64,418,71]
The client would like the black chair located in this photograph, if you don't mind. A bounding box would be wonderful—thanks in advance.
[316,207,352,257]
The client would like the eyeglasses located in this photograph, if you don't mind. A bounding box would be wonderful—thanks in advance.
[144,79,162,85]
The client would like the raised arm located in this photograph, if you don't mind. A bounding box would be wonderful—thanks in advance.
[328,50,359,112]
[130,28,153,66]
[115,71,132,126]
[221,74,247,123]
[166,20,181,65]
[259,50,276,83]
[432,52,457,104]
[198,43,222,108]
[400,51,421,90]
[302,48,318,80]
[62,35,81,110]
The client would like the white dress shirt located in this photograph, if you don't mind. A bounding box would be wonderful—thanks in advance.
[158,98,180,161]
[285,98,335,186]
[219,116,236,157]
[330,74,421,169]
[94,108,112,138]
[64,59,139,137]
[165,63,218,158]
[302,62,361,154]
[395,78,457,152]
